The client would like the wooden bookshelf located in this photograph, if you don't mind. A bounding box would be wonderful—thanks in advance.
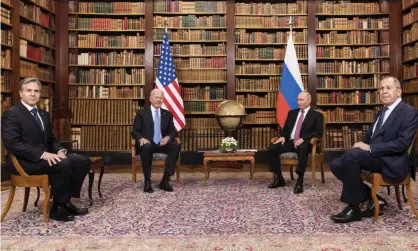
[153,0,227,151]
[402,0,418,150]
[68,0,145,151]
[315,0,389,149]
[234,0,308,150]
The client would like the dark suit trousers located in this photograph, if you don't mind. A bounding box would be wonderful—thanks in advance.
[137,140,181,179]
[29,154,91,203]
[267,140,312,177]
[330,148,382,205]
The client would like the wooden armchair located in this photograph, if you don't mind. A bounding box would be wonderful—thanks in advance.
[361,137,418,220]
[131,138,181,183]
[270,110,326,188]
[1,154,51,222]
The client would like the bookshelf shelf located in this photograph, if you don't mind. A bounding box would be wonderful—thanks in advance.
[316,72,389,75]
[69,65,145,68]
[21,38,55,50]
[68,12,144,16]
[22,0,55,14]
[1,67,12,71]
[184,99,225,102]
[1,0,12,8]
[404,76,418,81]
[316,13,388,16]
[402,1,418,12]
[317,57,389,60]
[316,28,389,31]
[69,47,145,50]
[20,15,54,31]
[153,40,226,43]
[154,54,225,57]
[20,56,55,67]
[0,43,12,48]
[235,27,307,30]
[402,39,418,47]
[153,12,226,15]
[317,103,381,106]
[1,21,12,27]
[236,58,308,61]
[153,27,227,30]
[316,43,389,46]
[68,29,145,32]
[403,56,418,64]
[235,90,277,93]
[317,88,379,91]
[69,84,145,86]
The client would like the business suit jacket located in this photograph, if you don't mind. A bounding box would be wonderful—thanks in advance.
[1,102,64,173]
[281,108,323,143]
[363,101,418,182]
[131,105,177,147]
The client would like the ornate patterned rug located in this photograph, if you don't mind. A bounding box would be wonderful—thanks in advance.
[1,172,418,250]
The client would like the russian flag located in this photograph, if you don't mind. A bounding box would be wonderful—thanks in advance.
[276,33,304,128]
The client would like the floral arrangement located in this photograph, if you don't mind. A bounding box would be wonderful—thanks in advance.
[220,137,238,153]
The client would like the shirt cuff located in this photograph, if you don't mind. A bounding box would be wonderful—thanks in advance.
[58,149,67,155]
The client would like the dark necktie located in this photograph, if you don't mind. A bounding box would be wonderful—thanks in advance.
[375,107,388,133]
[294,110,304,141]
[31,108,44,131]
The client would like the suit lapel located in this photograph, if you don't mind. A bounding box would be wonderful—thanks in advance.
[160,109,167,131]
[301,109,313,132]
[290,109,299,129]
[372,102,403,139]
[17,103,44,134]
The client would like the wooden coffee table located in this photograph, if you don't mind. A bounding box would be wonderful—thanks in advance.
[203,151,255,184]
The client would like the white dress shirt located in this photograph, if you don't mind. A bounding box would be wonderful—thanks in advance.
[372,98,402,136]
[290,107,310,140]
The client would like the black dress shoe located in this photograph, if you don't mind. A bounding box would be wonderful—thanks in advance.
[361,196,389,218]
[268,177,285,188]
[49,205,75,222]
[159,181,174,192]
[332,205,362,223]
[65,202,89,216]
[293,178,304,194]
[330,206,352,221]
[144,180,154,193]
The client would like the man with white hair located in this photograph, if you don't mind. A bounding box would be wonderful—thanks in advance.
[132,89,180,193]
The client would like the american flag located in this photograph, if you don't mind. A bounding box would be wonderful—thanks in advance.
[156,33,185,131]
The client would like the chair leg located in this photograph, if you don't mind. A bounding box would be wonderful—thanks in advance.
[176,157,180,182]
[402,185,407,203]
[387,186,391,195]
[371,177,380,221]
[405,183,418,219]
[320,163,325,183]
[23,187,30,212]
[34,187,40,207]
[394,185,403,210]
[132,162,137,184]
[1,186,16,222]
[290,166,294,180]
[311,158,316,188]
[41,183,50,223]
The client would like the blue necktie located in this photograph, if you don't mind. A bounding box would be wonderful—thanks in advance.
[31,108,44,131]
[375,107,388,132]
[153,109,161,144]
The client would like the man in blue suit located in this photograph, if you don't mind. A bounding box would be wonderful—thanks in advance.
[330,76,418,223]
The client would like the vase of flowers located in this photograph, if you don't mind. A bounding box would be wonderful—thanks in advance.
[220,137,238,153]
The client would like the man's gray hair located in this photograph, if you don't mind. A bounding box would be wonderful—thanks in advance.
[300,90,311,101]
[19,78,42,90]
[381,76,401,88]
[150,88,164,97]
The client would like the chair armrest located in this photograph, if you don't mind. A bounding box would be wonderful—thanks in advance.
[271,137,278,144]
[131,139,136,157]
[310,137,321,145]
[174,137,181,144]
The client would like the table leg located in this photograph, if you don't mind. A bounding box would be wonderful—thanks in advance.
[98,164,105,198]
[88,170,94,206]
[250,158,255,180]
[203,159,208,185]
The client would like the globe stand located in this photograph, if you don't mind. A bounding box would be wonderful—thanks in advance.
[215,115,245,138]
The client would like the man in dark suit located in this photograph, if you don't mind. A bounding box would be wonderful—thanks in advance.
[132,89,180,193]
[330,76,418,223]
[1,78,91,222]
[267,91,323,194]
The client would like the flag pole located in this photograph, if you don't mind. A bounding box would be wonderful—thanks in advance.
[164,17,168,33]
[289,16,293,37]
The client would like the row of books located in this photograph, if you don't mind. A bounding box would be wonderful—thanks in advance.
[236,93,276,108]
[316,45,389,58]
[153,15,226,28]
[244,111,276,124]
[70,51,144,66]
[175,69,226,82]
[236,46,307,60]
[322,108,379,123]
[403,0,418,9]
[403,79,418,93]
[70,1,145,14]
[69,68,145,85]
[403,64,418,79]
[70,99,140,124]
[316,1,388,15]
[1,30,12,46]
[317,60,389,74]
[402,43,418,61]
[235,16,306,28]
[181,86,225,100]
[41,85,53,97]
[1,7,11,24]
[30,0,55,13]
[235,1,306,15]
[317,75,382,88]
[153,0,226,13]
[404,95,418,107]
[154,43,226,56]
[236,63,308,75]
[69,86,144,99]
[324,126,370,149]
[403,23,418,44]
[153,29,226,41]
[20,40,54,64]
[21,24,55,48]
[316,17,389,30]
[69,17,145,30]
[235,77,280,91]
[71,126,131,151]
[403,7,418,26]
[1,49,11,68]
[154,57,226,69]
[20,3,54,29]
[317,91,379,105]
[184,117,219,129]
[183,101,222,113]
[20,60,54,81]
[1,96,11,114]
[316,31,389,44]
[1,71,12,92]
[235,30,307,44]
[70,34,144,48]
